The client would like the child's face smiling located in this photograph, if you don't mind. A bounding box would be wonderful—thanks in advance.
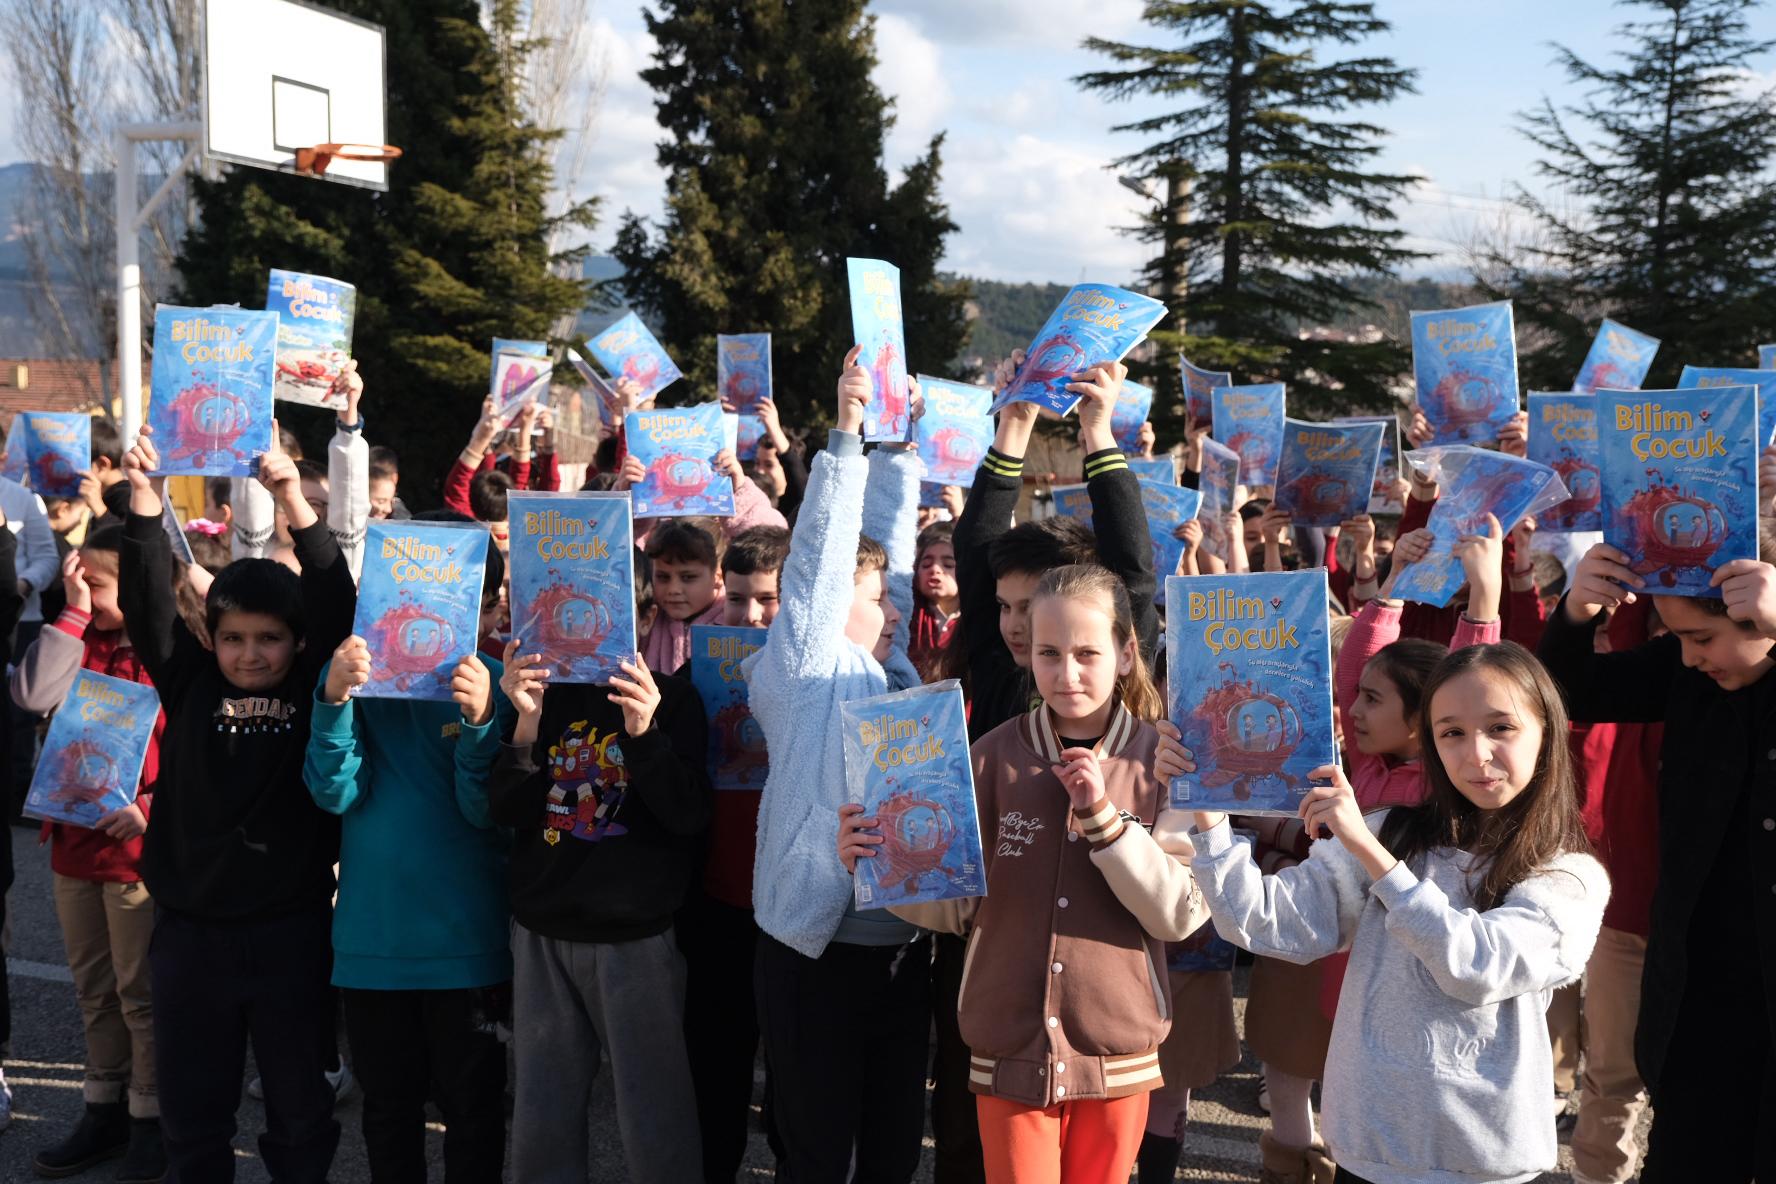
[843,567,900,662]
[214,609,301,690]
[1657,597,1776,690]
[1429,668,1543,811]
[723,569,780,629]
[652,558,721,621]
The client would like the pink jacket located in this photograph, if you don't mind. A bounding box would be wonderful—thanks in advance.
[641,598,724,675]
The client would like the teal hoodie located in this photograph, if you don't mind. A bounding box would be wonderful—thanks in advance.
[305,658,516,989]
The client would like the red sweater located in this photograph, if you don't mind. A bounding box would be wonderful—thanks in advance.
[442,451,561,518]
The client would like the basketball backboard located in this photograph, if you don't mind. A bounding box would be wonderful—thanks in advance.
[203,0,391,190]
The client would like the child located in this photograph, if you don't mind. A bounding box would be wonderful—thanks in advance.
[118,424,356,1183]
[640,520,726,673]
[1538,527,1776,1180]
[1174,641,1608,1182]
[10,525,166,1181]
[304,518,515,1183]
[367,457,400,520]
[842,564,1210,1183]
[469,470,515,554]
[910,519,959,679]
[491,636,711,1184]
[745,347,928,1182]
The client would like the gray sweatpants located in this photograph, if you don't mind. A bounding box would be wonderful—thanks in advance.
[511,924,702,1184]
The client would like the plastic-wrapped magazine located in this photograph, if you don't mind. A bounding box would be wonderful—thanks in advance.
[1165,571,1335,817]
[490,349,551,429]
[1181,355,1231,427]
[913,376,994,488]
[1211,383,1285,492]
[13,412,90,498]
[589,312,682,402]
[267,269,354,408]
[507,492,637,683]
[689,624,769,791]
[847,258,911,442]
[566,348,622,429]
[1196,437,1242,563]
[1332,415,1402,514]
[623,403,735,517]
[1128,457,1175,484]
[1409,301,1519,445]
[990,284,1166,417]
[1111,379,1153,454]
[350,522,490,700]
[1573,318,1658,397]
[841,681,986,909]
[1141,480,1204,582]
[23,671,159,829]
[717,333,772,459]
[1390,447,1567,607]
[1527,392,1602,532]
[1272,418,1384,529]
[147,305,276,477]
[1676,366,1776,448]
[1049,484,1092,522]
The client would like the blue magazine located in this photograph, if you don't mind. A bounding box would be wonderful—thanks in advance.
[267,269,355,409]
[1390,448,1563,607]
[1128,457,1175,484]
[847,258,911,442]
[1211,383,1285,491]
[1273,418,1384,529]
[1050,483,1092,521]
[1573,318,1658,396]
[624,403,735,517]
[1197,437,1242,563]
[841,680,986,909]
[23,671,159,828]
[1181,355,1232,427]
[1112,379,1154,454]
[508,492,636,684]
[1165,571,1336,817]
[919,482,948,509]
[148,305,276,477]
[1410,301,1519,445]
[0,418,22,484]
[1676,366,1776,448]
[1760,344,1775,370]
[1598,387,1759,598]
[491,349,552,429]
[1333,415,1402,514]
[566,348,622,429]
[690,624,769,792]
[15,413,90,498]
[351,522,491,700]
[1141,480,1204,581]
[590,312,682,402]
[717,333,772,460]
[913,375,994,488]
[1528,392,1602,532]
[991,284,1167,417]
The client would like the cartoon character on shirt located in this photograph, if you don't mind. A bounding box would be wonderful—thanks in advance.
[543,718,628,843]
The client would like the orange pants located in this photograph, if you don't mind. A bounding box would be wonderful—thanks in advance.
[975,1092,1149,1184]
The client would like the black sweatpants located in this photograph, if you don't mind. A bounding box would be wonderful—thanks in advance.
[929,933,985,1184]
[1640,983,1776,1182]
[755,932,931,1184]
[341,984,510,1184]
[150,905,339,1183]
[680,893,763,1184]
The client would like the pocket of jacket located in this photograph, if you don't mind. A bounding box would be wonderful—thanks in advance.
[956,925,983,1013]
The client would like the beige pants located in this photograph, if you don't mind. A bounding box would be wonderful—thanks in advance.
[53,874,157,1116]
[1548,979,1582,1095]
[1570,926,1648,1183]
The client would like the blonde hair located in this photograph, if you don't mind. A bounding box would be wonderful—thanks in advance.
[1031,564,1164,721]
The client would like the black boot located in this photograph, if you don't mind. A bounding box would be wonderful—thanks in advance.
[115,1118,167,1184]
[33,1101,129,1178]
[1135,1130,1183,1182]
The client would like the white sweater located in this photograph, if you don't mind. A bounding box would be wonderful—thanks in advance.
[1189,815,1608,1184]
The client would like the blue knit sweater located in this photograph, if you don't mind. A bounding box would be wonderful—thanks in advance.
[745,432,919,958]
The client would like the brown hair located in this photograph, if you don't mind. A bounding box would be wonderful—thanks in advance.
[1031,563,1163,721]
[1687,519,1776,628]
[855,533,887,577]
[1366,637,1448,723]
[722,525,790,578]
[1378,641,1591,912]
[646,520,719,570]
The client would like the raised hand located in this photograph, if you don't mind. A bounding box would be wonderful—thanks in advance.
[121,424,166,518]
[334,359,364,426]
[1068,361,1126,454]
[501,638,550,745]
[62,549,92,616]
[1154,719,1197,781]
[451,652,495,726]
[1711,559,1776,639]
[1405,406,1434,449]
[323,636,373,705]
[257,419,315,530]
[836,345,870,436]
[607,653,662,738]
[992,348,1026,397]
[1567,542,1644,622]
[1452,513,1504,622]
[615,453,645,491]
[713,448,745,484]
[940,485,964,521]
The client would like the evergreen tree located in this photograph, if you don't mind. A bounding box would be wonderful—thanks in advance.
[1479,0,1776,389]
[612,0,969,427]
[1077,1,1421,425]
[175,0,592,497]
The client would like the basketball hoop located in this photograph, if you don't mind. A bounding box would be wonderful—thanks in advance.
[294,142,403,177]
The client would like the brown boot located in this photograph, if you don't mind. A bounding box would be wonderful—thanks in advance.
[1304,1141,1338,1184]
[1258,1131,1311,1184]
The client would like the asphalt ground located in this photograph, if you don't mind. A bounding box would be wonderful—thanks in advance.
[0,824,1619,1182]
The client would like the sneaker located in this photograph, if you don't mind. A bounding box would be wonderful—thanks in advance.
[33,1101,130,1177]
[115,1118,167,1184]
[246,1063,355,1108]
[1258,1069,1272,1114]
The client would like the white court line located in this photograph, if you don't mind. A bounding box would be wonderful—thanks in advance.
[7,959,73,983]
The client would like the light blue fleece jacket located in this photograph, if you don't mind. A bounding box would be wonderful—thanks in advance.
[745,433,920,958]
[1190,816,1608,1184]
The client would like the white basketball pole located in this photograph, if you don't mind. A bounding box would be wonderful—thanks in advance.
[115,121,202,446]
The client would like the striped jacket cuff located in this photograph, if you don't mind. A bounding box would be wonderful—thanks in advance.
[1083,448,1127,479]
[981,447,1023,480]
[1074,798,1123,848]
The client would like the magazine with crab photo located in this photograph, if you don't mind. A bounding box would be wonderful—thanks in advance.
[990,284,1167,417]
[1272,418,1384,529]
[847,258,911,442]
[623,403,735,518]
[1528,392,1602,532]
[1410,300,1520,446]
[690,624,769,792]
[1165,571,1336,817]
[508,492,637,685]
[147,305,277,478]
[1333,415,1402,514]
[716,333,773,460]
[23,671,160,829]
[1389,447,1566,608]
[1197,436,1243,563]
[1111,378,1153,454]
[13,412,90,499]
[1572,318,1658,397]
[913,375,994,488]
[1211,382,1285,492]
[589,312,682,403]
[841,680,986,910]
[1676,366,1776,448]
[266,269,355,409]
[350,522,491,701]
[1181,355,1232,427]
[1598,386,1759,599]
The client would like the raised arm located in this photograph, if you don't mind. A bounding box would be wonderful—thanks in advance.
[304,651,371,817]
[328,363,369,580]
[1536,543,1674,724]
[1187,816,1373,963]
[259,428,356,654]
[1075,363,1158,662]
[229,479,275,559]
[861,439,920,687]
[116,428,189,687]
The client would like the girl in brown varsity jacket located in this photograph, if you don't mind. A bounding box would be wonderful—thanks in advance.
[841,563,1211,1184]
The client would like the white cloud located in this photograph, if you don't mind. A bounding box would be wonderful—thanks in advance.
[878,0,1145,50]
[573,17,668,241]
[872,13,953,171]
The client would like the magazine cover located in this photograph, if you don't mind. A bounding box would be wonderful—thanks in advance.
[589,312,682,402]
[1165,571,1335,817]
[22,671,159,829]
[919,482,949,509]
[1128,456,1175,484]
[491,349,552,428]
[624,403,735,517]
[1598,386,1759,598]
[1390,448,1565,607]
[1528,392,1602,532]
[913,375,994,488]
[1049,483,1093,522]
[15,413,90,498]
[717,333,772,459]
[990,284,1167,417]
[147,305,276,477]
[1111,379,1154,454]
[1410,300,1519,445]
[1676,366,1776,448]
[1181,355,1232,427]
[1141,480,1204,581]
[841,681,986,909]
[1211,382,1286,492]
[351,522,491,700]
[0,417,22,484]
[689,624,769,791]
[1333,415,1403,514]
[1760,344,1775,370]
[507,492,637,684]
[1272,418,1384,528]
[1573,318,1658,396]
[266,269,355,409]
[1197,436,1243,563]
[162,502,195,566]
[846,258,911,442]
[566,348,623,429]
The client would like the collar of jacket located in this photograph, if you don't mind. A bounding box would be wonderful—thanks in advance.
[1020,700,1138,764]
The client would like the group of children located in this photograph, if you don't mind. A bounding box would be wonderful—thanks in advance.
[0,335,1771,1184]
